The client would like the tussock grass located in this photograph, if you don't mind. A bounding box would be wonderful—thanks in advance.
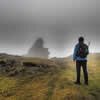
[0,54,99,100]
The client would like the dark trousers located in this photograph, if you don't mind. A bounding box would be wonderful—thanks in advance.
[76,60,88,83]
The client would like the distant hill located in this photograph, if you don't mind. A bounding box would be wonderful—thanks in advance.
[67,52,100,58]
[88,53,100,60]
[62,53,100,61]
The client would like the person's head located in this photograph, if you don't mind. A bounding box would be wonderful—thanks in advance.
[78,36,84,43]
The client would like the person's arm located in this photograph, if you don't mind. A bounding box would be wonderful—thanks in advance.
[86,44,89,55]
[87,45,89,55]
[73,45,77,61]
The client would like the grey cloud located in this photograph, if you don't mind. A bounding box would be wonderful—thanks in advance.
[0,0,99,57]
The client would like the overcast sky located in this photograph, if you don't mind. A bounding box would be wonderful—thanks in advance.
[0,0,99,57]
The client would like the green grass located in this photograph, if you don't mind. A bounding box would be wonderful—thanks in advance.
[0,55,99,100]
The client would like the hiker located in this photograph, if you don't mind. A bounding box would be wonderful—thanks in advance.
[73,36,89,85]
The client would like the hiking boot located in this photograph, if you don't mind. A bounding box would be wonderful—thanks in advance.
[85,82,88,85]
[74,81,81,85]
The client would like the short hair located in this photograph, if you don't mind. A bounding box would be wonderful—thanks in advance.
[78,37,84,42]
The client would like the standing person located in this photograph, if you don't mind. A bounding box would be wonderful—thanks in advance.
[73,37,89,85]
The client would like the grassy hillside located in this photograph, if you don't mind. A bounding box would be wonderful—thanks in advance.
[0,53,99,100]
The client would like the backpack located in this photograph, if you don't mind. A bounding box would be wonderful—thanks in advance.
[76,44,89,58]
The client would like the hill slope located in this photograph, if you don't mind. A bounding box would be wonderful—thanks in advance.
[0,53,99,100]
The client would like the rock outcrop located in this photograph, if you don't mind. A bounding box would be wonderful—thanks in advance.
[27,38,49,58]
